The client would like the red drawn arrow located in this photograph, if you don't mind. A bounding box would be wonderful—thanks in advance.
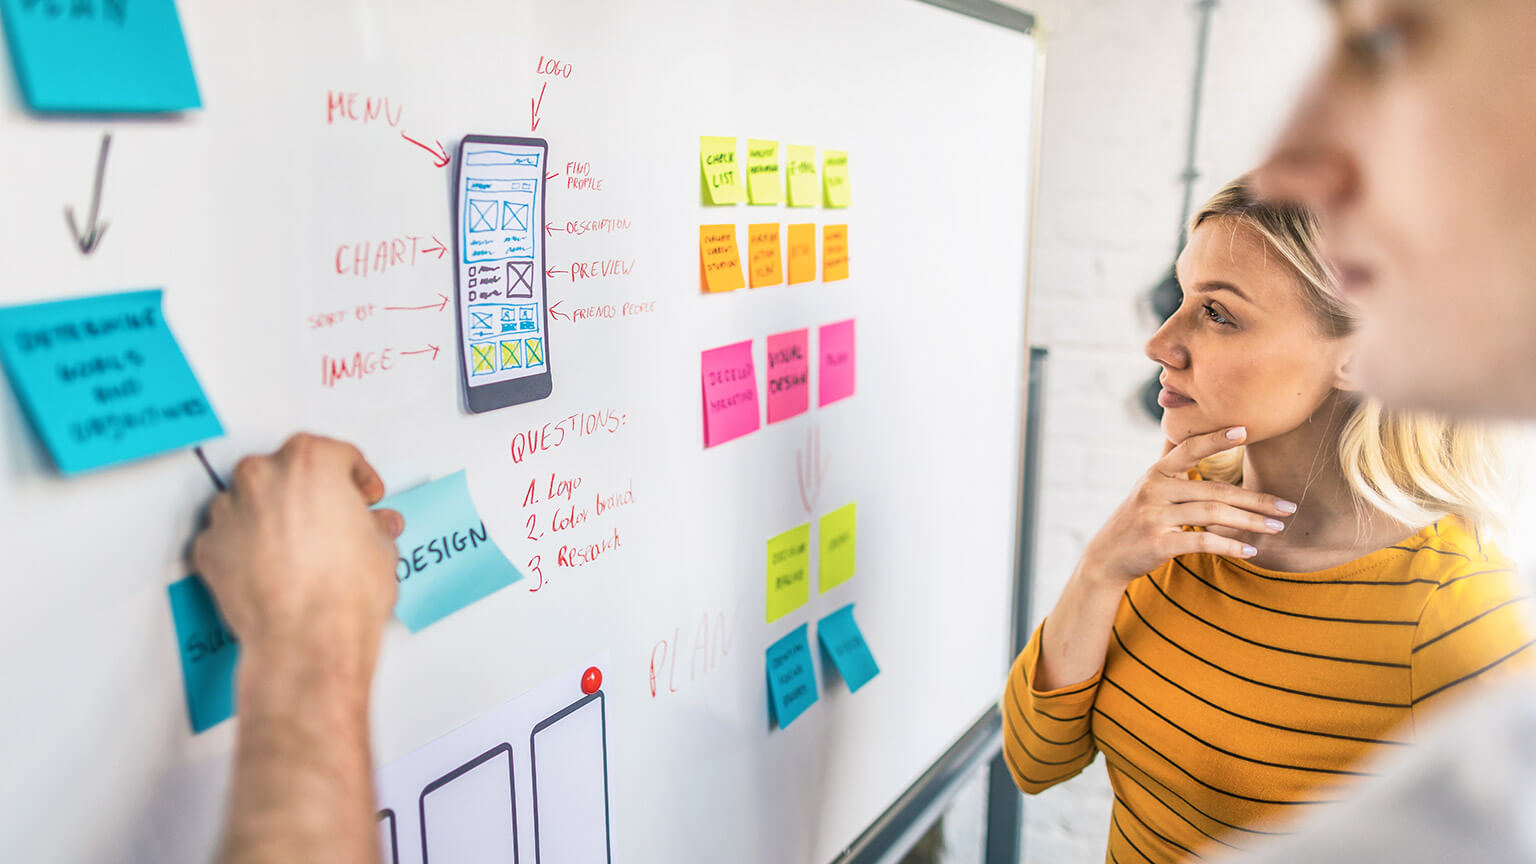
[549,300,569,321]
[545,169,560,181]
[544,223,566,238]
[384,293,450,313]
[400,344,441,360]
[418,235,448,259]
[400,132,450,168]
[530,82,547,132]
[545,266,568,279]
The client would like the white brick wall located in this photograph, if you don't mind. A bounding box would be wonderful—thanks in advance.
[994,2,1328,861]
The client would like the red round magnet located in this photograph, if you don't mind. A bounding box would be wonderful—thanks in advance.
[581,666,603,695]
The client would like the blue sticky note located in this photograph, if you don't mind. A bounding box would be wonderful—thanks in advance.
[167,575,239,734]
[0,289,223,474]
[0,0,200,113]
[379,470,521,632]
[818,604,880,693]
[765,623,818,729]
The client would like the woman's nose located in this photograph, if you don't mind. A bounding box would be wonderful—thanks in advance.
[1145,318,1188,370]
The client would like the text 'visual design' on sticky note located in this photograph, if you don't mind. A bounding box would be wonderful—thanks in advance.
[700,136,744,204]
[0,0,201,113]
[765,328,809,424]
[823,150,850,208]
[818,319,856,407]
[0,289,223,474]
[823,224,849,282]
[700,224,746,293]
[766,623,818,728]
[748,223,783,289]
[766,523,811,622]
[701,339,760,447]
[168,575,239,734]
[818,604,880,693]
[819,502,857,592]
[786,145,817,207]
[746,139,782,205]
[379,470,521,632]
[787,223,816,285]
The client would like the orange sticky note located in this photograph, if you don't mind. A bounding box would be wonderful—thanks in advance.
[748,224,783,288]
[700,224,745,293]
[823,225,849,282]
[787,224,816,285]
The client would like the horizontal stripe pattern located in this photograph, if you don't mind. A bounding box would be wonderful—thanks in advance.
[1002,515,1534,863]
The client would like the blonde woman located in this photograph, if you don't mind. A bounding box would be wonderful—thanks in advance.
[1003,178,1533,863]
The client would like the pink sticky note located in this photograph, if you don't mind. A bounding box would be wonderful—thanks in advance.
[818,319,856,407]
[701,339,761,447]
[766,329,810,424]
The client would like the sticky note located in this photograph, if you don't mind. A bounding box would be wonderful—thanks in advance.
[701,340,760,447]
[168,575,239,734]
[378,471,521,632]
[700,224,746,293]
[819,502,857,592]
[747,223,783,289]
[818,604,880,692]
[766,623,818,728]
[786,145,818,207]
[746,139,782,205]
[787,224,817,285]
[765,328,809,424]
[0,0,200,113]
[818,319,856,406]
[766,523,811,622]
[823,225,849,282]
[700,136,744,204]
[823,150,850,207]
[0,289,223,474]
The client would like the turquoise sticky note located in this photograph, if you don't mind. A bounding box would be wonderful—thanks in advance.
[818,604,880,693]
[0,0,200,113]
[379,470,521,632]
[0,289,223,474]
[167,575,239,734]
[766,623,818,729]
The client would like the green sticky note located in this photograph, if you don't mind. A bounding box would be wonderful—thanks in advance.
[745,138,781,205]
[823,150,850,208]
[700,135,744,204]
[819,502,856,592]
[786,144,817,207]
[766,523,811,622]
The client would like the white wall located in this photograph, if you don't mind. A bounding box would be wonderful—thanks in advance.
[996,1,1329,860]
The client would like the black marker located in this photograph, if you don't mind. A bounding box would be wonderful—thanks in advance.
[193,445,225,492]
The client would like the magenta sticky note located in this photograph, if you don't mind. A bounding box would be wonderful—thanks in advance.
[701,339,761,447]
[765,329,810,424]
[818,319,856,406]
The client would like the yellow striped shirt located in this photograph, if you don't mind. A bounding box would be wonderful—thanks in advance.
[1002,516,1534,863]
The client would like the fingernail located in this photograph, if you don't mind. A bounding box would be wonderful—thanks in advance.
[1242,545,1259,557]
[1226,427,1247,441]
[1265,518,1285,532]
[1275,499,1298,514]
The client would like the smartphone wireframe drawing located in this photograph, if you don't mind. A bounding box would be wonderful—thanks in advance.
[376,809,399,864]
[418,743,519,863]
[453,135,552,413]
[529,692,611,863]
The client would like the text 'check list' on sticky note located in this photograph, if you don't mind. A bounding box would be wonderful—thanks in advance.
[700,136,744,204]
[701,339,760,447]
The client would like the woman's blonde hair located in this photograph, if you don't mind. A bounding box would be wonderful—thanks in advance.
[1192,177,1511,533]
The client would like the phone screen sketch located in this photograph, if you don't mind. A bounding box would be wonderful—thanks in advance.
[453,135,552,413]
[530,692,611,864]
[418,743,519,864]
[377,809,399,864]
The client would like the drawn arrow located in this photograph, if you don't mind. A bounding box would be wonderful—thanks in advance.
[531,82,547,131]
[400,344,441,360]
[544,223,566,238]
[65,132,111,255]
[544,169,560,181]
[545,266,568,279]
[549,300,569,321]
[796,425,829,513]
[400,132,450,167]
[383,293,450,313]
[418,235,448,259]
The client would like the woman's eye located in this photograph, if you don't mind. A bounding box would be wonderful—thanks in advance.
[1202,302,1234,327]
[1343,15,1417,76]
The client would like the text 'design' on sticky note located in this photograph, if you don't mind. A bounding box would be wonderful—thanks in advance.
[818,318,856,407]
[700,339,760,447]
[766,522,811,623]
[0,288,223,474]
[168,575,239,734]
[765,328,809,424]
[700,224,746,293]
[766,623,818,729]
[818,604,880,693]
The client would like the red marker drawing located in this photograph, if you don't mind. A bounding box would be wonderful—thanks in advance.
[581,666,603,695]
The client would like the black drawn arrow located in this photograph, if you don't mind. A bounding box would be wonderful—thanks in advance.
[65,133,111,255]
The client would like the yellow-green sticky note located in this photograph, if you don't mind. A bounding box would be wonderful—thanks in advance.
[701,135,745,204]
[746,139,782,205]
[823,150,850,207]
[786,144,817,207]
[819,502,856,592]
[767,523,811,622]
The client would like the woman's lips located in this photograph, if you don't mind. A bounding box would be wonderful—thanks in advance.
[1158,385,1195,408]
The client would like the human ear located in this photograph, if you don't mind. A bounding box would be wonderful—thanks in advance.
[1334,350,1365,393]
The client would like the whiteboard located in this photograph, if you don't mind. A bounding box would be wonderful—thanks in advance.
[0,1,1038,862]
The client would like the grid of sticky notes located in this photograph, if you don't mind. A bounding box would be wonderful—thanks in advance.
[699,319,855,448]
[698,136,848,294]
[766,501,858,623]
[764,600,880,731]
